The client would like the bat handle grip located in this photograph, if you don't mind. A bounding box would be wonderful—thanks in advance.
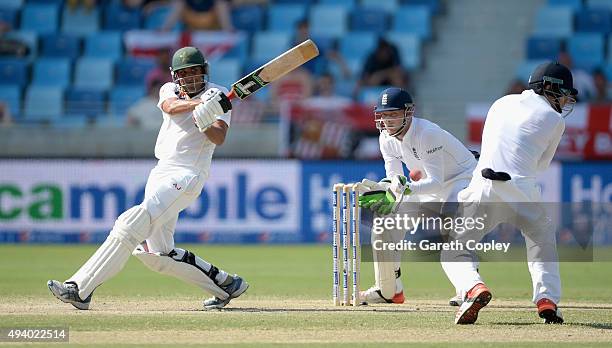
[226,90,236,100]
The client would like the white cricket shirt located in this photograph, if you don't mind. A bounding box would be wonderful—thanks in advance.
[379,117,477,195]
[476,89,565,178]
[155,82,232,172]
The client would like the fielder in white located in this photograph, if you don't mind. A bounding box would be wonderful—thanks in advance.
[357,88,478,304]
[443,62,576,324]
[48,46,248,310]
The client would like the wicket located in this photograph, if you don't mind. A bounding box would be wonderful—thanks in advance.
[332,183,361,306]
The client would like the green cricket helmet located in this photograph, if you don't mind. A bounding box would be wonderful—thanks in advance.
[170,46,209,96]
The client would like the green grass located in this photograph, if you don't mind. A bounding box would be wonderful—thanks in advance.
[0,245,610,347]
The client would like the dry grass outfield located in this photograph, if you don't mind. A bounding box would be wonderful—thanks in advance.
[1,298,611,346]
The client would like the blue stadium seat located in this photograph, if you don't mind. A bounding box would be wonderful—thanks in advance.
[0,59,28,86]
[548,0,583,10]
[267,4,307,31]
[602,63,612,80]
[310,5,347,38]
[65,88,106,117]
[84,32,123,60]
[223,34,249,61]
[5,31,38,59]
[24,86,63,121]
[576,8,612,33]
[0,85,21,116]
[41,34,80,59]
[74,58,114,91]
[318,0,356,10]
[32,58,71,88]
[62,7,100,35]
[350,7,387,33]
[534,6,574,38]
[403,0,441,15]
[145,5,182,31]
[0,8,17,28]
[116,57,156,86]
[108,86,145,116]
[21,4,59,34]
[393,6,431,39]
[252,31,291,62]
[515,60,548,83]
[0,0,23,10]
[210,59,241,88]
[104,4,141,31]
[273,0,315,4]
[568,33,604,70]
[232,5,265,32]
[358,86,391,104]
[587,0,612,10]
[361,0,398,12]
[526,37,563,60]
[387,32,421,70]
[339,32,377,62]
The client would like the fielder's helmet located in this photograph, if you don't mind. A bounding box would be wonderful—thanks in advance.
[528,62,577,96]
[374,88,414,113]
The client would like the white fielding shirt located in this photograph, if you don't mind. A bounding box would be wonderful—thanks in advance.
[476,89,565,178]
[155,82,231,172]
[379,117,477,196]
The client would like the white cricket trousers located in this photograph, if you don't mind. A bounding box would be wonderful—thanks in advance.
[441,176,561,304]
[143,164,207,253]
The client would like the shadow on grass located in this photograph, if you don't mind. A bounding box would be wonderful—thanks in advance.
[491,322,612,330]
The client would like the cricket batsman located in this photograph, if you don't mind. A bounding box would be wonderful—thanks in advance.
[442,62,576,324]
[47,47,248,310]
[357,88,478,304]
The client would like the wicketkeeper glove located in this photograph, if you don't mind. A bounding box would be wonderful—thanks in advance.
[358,175,412,216]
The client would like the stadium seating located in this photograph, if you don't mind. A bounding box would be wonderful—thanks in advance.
[0,0,23,10]
[210,59,241,88]
[24,86,63,121]
[548,0,584,11]
[144,4,182,31]
[232,5,265,32]
[361,0,398,12]
[387,32,421,70]
[339,32,377,62]
[350,7,387,33]
[252,31,291,62]
[115,58,156,86]
[0,8,17,28]
[404,0,441,15]
[392,5,432,40]
[309,5,347,38]
[65,88,106,117]
[108,86,145,116]
[267,4,307,31]
[319,0,356,10]
[20,4,58,34]
[587,0,612,10]
[576,8,612,34]
[41,34,80,59]
[567,33,605,70]
[103,4,142,31]
[533,6,574,38]
[515,60,548,83]
[5,31,38,59]
[526,37,563,60]
[74,58,114,91]
[0,85,21,116]
[32,58,71,88]
[61,7,99,35]
[0,59,28,86]
[84,32,123,60]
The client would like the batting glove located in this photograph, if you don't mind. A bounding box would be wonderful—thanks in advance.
[193,88,232,132]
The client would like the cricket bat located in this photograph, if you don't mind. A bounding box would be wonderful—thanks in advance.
[226,39,319,100]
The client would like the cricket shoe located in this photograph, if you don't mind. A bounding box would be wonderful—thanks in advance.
[47,280,92,310]
[455,283,492,324]
[359,286,405,304]
[449,294,463,307]
[537,298,564,324]
[203,275,249,310]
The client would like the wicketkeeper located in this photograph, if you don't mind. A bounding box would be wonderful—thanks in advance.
[357,88,478,304]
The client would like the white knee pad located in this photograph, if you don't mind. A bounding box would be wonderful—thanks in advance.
[133,246,230,299]
[111,205,151,245]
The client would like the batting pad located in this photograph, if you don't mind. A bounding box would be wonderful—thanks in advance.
[133,246,230,299]
[68,206,151,299]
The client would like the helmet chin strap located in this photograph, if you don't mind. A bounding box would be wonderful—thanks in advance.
[388,108,411,138]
